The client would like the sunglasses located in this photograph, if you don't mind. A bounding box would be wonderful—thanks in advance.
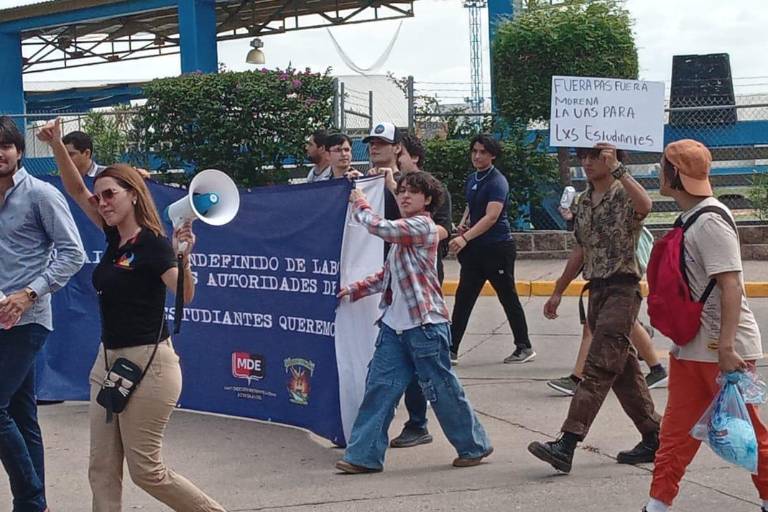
[576,148,603,160]
[89,188,123,206]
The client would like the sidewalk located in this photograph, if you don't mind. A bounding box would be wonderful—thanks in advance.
[442,259,768,298]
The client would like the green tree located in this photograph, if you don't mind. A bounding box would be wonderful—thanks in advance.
[492,0,638,184]
[82,106,133,165]
[424,125,559,228]
[132,68,335,186]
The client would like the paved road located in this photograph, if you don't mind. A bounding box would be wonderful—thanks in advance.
[3,294,767,511]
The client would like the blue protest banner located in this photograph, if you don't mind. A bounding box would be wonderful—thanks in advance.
[38,176,354,446]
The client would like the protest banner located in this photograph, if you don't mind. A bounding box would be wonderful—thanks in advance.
[37,176,385,446]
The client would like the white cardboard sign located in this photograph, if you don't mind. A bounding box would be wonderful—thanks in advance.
[549,75,665,152]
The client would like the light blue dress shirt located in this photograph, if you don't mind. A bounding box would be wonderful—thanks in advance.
[0,167,85,330]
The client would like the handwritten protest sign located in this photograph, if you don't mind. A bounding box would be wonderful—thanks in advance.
[549,76,665,152]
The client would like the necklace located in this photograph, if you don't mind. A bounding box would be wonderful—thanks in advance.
[474,167,493,183]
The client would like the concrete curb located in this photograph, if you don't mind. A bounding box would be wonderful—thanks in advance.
[442,280,768,298]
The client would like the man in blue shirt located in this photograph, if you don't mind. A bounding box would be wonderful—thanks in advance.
[0,116,85,512]
[448,134,533,365]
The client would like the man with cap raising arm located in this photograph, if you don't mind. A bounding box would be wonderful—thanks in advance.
[643,140,767,512]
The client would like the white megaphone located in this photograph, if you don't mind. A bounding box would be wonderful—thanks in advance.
[164,169,240,253]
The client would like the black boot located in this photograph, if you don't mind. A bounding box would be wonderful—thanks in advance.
[527,432,578,473]
[617,430,659,465]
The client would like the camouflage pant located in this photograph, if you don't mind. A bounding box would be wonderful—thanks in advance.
[561,281,661,438]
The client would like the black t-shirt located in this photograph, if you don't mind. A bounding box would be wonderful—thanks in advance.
[92,227,177,349]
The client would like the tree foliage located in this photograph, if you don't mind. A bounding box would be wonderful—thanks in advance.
[493,0,638,124]
[82,106,133,165]
[750,173,768,221]
[423,125,559,227]
[132,68,335,186]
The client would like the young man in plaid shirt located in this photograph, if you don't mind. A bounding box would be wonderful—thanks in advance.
[335,171,493,474]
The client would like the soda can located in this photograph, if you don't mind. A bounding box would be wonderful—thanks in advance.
[560,186,577,209]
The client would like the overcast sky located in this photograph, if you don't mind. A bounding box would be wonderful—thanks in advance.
[3,0,767,97]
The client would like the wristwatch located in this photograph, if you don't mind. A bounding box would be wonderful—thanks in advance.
[611,163,628,180]
[24,288,38,302]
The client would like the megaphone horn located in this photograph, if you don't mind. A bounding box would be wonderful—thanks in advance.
[164,169,241,252]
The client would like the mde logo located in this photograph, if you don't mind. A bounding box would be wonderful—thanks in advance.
[232,352,265,385]
[374,124,385,134]
[284,357,315,406]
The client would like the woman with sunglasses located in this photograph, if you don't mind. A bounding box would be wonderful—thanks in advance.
[38,119,226,512]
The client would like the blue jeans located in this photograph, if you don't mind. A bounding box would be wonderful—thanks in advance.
[344,323,491,469]
[403,379,428,432]
[0,323,50,512]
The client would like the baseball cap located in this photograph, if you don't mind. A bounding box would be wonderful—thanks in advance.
[663,139,713,197]
[362,122,402,144]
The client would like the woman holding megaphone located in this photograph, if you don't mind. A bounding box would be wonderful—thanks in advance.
[38,119,226,512]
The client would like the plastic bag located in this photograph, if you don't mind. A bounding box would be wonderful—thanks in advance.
[691,372,758,473]
[731,368,768,405]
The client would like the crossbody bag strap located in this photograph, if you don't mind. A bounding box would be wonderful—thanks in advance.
[136,287,170,384]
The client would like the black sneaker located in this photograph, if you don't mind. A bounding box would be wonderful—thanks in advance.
[527,437,574,473]
[645,367,668,389]
[390,427,433,448]
[546,375,579,396]
[504,347,536,364]
[616,439,658,464]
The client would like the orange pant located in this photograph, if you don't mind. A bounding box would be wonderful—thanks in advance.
[650,354,768,505]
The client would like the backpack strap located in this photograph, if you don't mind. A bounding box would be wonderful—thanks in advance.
[679,205,739,304]
[681,205,737,233]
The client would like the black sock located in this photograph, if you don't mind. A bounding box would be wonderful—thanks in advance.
[570,374,583,383]
[649,364,664,374]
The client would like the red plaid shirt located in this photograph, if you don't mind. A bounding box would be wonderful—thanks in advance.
[346,197,449,325]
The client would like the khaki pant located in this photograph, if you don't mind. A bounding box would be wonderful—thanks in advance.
[88,339,226,512]
[561,281,661,438]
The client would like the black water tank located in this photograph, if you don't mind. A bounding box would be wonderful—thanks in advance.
[669,53,737,126]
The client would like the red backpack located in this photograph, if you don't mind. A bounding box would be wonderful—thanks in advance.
[646,205,737,346]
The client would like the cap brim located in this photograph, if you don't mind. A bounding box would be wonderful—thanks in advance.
[363,136,395,144]
[679,174,713,197]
